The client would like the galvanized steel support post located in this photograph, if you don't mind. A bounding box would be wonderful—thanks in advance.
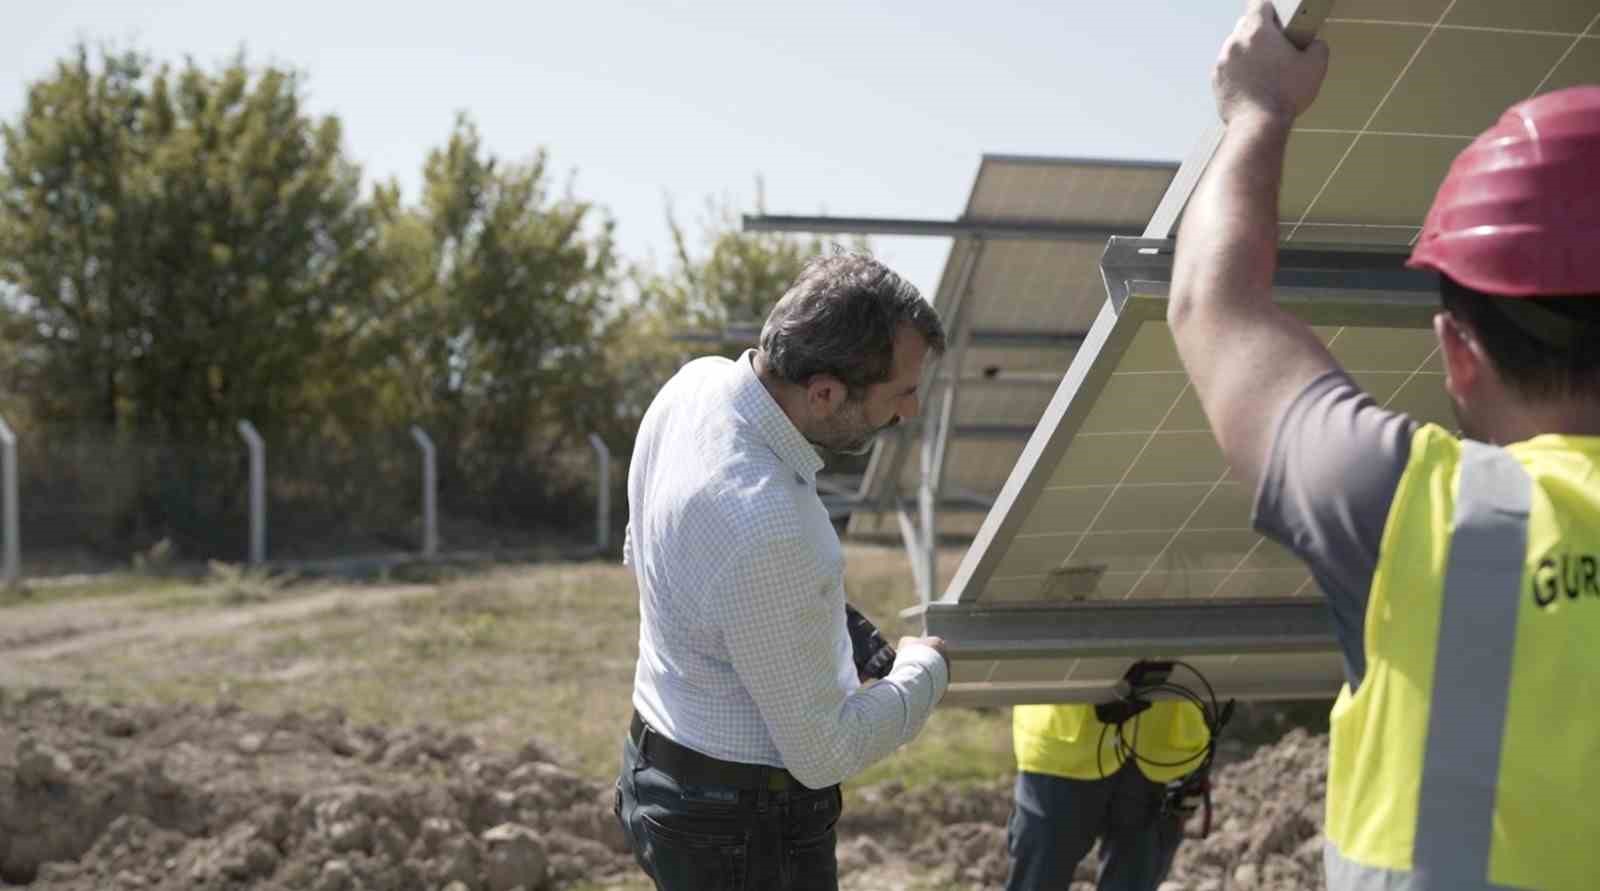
[915,239,985,605]
[410,425,438,558]
[0,416,18,587]
[237,420,266,565]
[589,433,611,552]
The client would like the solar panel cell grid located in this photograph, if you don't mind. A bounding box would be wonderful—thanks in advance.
[1280,0,1600,245]
[967,161,1178,227]
[974,318,1443,605]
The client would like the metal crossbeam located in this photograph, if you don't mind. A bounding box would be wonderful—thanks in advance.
[1100,236,1437,315]
[901,422,1032,441]
[671,327,1085,349]
[917,599,1335,658]
[818,493,992,520]
[743,214,1143,242]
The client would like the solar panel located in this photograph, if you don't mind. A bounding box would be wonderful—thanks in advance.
[1280,0,1600,242]
[846,157,1177,570]
[1149,0,1600,242]
[948,243,1443,605]
[921,0,1600,705]
[923,244,1441,704]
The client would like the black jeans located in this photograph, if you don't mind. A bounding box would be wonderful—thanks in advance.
[1004,763,1185,891]
[614,734,843,891]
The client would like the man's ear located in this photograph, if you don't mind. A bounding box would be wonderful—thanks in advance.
[1435,311,1485,405]
[805,374,849,419]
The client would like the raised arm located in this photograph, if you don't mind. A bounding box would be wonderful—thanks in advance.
[1167,1,1337,491]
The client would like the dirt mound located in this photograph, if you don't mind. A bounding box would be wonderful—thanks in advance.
[1164,728,1329,890]
[2,686,1332,890]
[837,728,1331,891]
[0,688,632,890]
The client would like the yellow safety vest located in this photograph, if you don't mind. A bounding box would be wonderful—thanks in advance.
[1325,429,1600,891]
[1013,701,1210,784]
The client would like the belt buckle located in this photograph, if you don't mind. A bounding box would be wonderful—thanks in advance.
[766,770,788,792]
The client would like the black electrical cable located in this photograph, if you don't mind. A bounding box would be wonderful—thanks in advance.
[1097,720,1112,781]
[1091,659,1235,838]
[1096,660,1231,780]
[1175,659,1222,714]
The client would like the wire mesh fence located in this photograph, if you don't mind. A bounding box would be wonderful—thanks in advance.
[4,423,617,578]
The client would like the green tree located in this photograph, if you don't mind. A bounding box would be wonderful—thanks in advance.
[617,187,865,429]
[650,183,844,329]
[364,115,621,516]
[0,45,380,441]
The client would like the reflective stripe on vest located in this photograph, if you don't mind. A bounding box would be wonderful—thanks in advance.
[1328,440,1531,891]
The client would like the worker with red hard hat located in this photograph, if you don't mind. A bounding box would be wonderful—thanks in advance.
[1166,2,1600,889]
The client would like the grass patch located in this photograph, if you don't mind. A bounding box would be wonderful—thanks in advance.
[0,573,195,608]
[853,706,1014,790]
[75,563,640,779]
[49,545,1016,792]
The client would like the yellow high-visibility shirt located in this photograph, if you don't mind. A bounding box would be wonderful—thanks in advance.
[1013,701,1210,784]
[1325,431,1600,891]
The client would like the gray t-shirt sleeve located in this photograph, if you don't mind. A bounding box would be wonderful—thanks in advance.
[1252,370,1420,690]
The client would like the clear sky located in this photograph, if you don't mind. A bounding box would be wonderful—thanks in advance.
[2,0,1239,299]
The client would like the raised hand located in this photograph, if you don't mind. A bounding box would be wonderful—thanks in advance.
[1213,0,1331,125]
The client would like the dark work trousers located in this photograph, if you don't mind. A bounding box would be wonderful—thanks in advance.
[614,734,843,891]
[1004,762,1185,891]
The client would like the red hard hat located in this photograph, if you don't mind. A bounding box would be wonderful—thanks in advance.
[1407,85,1600,298]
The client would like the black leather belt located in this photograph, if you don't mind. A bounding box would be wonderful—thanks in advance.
[630,711,804,792]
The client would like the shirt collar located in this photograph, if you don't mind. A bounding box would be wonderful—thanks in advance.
[734,350,826,484]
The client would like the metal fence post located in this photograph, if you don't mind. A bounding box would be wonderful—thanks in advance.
[588,433,611,551]
[236,420,266,565]
[0,415,18,587]
[410,425,438,558]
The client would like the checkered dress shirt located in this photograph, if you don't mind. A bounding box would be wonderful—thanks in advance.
[623,350,948,789]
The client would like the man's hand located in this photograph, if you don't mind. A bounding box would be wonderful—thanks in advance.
[1214,0,1330,125]
[897,636,948,672]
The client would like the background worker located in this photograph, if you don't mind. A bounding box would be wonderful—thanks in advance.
[1168,2,1600,888]
[1005,701,1210,890]
[616,252,952,891]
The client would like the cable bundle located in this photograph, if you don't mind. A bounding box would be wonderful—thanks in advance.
[1094,660,1236,837]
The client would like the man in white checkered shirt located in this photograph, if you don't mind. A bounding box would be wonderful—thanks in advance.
[614,252,952,891]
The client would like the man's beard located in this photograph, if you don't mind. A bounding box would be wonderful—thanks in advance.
[810,403,895,456]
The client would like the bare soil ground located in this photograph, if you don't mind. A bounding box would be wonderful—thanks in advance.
[0,583,434,687]
[0,549,1333,890]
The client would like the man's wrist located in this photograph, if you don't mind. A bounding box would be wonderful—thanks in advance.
[1225,105,1296,135]
[895,641,950,695]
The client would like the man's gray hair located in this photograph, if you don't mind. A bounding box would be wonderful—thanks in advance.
[759,252,946,396]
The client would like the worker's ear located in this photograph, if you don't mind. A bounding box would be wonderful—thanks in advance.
[1435,311,1486,405]
[804,374,849,420]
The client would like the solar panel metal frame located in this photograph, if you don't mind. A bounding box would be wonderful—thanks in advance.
[921,237,1442,705]
[929,599,1340,707]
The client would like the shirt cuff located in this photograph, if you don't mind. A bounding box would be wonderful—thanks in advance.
[893,641,950,703]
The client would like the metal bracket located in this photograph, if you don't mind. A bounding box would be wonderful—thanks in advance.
[1101,236,1440,321]
[924,598,1335,658]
